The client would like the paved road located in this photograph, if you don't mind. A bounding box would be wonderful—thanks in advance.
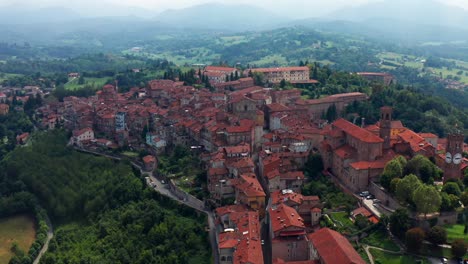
[75,147,219,264]
[33,216,53,264]
[146,174,219,264]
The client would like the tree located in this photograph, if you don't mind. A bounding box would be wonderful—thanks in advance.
[354,215,370,229]
[441,192,460,212]
[442,182,462,197]
[389,178,401,194]
[380,158,404,190]
[396,174,422,205]
[405,155,439,183]
[325,104,337,122]
[280,79,287,88]
[78,75,85,85]
[413,185,442,218]
[304,153,324,178]
[405,227,425,252]
[460,191,468,206]
[389,208,410,238]
[427,226,447,245]
[451,239,468,259]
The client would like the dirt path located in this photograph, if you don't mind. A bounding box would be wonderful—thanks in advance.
[33,216,53,264]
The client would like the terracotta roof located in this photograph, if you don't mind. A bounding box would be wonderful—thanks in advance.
[333,118,384,144]
[281,171,305,180]
[419,133,438,138]
[352,207,372,218]
[234,174,266,198]
[142,155,156,164]
[271,190,304,206]
[72,127,93,137]
[350,160,387,170]
[273,259,318,264]
[217,211,264,264]
[308,228,366,264]
[334,145,356,159]
[269,204,305,234]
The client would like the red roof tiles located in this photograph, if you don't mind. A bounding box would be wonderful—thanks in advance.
[308,228,366,264]
[333,118,384,144]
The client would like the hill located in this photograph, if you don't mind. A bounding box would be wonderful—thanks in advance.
[328,0,468,30]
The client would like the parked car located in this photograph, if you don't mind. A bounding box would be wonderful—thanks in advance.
[440,257,448,264]
[366,195,374,200]
[359,191,370,197]
[373,199,381,204]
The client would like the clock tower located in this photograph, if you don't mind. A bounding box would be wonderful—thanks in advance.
[444,133,464,182]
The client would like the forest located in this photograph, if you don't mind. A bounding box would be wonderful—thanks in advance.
[0,131,211,264]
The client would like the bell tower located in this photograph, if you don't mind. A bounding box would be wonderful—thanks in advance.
[379,106,392,150]
[444,132,465,181]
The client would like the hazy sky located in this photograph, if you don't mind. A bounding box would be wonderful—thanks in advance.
[1,0,468,18]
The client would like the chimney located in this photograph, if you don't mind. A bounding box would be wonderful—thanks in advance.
[361,118,365,128]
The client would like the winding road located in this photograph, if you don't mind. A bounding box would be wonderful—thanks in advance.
[75,147,219,264]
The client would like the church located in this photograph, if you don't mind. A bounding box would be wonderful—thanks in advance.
[320,106,465,192]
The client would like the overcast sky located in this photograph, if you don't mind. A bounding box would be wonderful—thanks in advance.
[1,0,468,18]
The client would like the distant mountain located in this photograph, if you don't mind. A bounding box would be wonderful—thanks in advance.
[292,18,468,44]
[0,6,83,25]
[154,3,291,31]
[328,0,468,30]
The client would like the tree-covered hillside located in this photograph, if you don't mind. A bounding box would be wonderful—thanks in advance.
[0,131,211,264]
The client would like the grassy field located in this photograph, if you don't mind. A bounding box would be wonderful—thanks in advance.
[361,229,400,252]
[430,67,468,83]
[0,215,36,264]
[64,77,109,90]
[369,248,429,264]
[444,224,468,243]
[0,73,23,83]
[330,212,358,233]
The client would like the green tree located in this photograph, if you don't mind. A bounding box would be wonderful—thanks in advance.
[405,227,425,252]
[280,79,287,88]
[325,104,337,122]
[304,153,324,178]
[451,239,468,259]
[460,191,468,206]
[440,192,460,212]
[389,208,410,238]
[380,158,404,190]
[78,75,85,85]
[442,182,462,197]
[413,185,442,218]
[427,226,447,245]
[354,215,370,229]
[389,178,401,194]
[396,174,422,205]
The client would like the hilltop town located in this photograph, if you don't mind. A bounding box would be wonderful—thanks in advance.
[0,65,459,263]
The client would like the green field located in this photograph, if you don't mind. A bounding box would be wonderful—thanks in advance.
[0,73,23,83]
[369,248,429,264]
[64,77,109,90]
[0,215,36,264]
[444,224,468,243]
[361,229,400,252]
[330,212,358,233]
[430,67,468,84]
